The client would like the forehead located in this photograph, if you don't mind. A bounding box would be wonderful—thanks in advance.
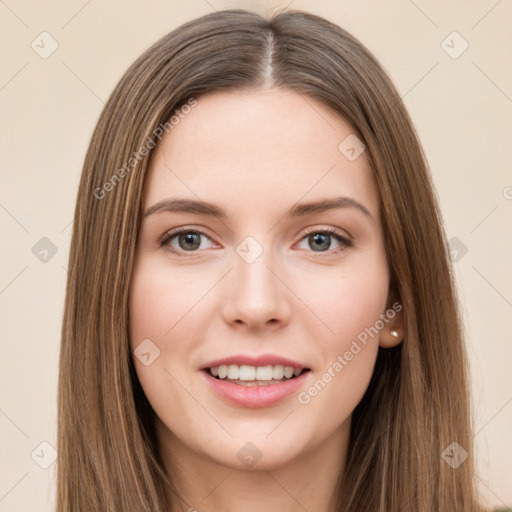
[144,88,380,221]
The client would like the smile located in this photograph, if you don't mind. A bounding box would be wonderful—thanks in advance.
[208,364,307,385]
[201,366,311,408]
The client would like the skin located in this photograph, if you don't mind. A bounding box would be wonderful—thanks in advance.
[129,87,404,512]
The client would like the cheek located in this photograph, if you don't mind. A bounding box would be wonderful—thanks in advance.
[292,254,388,412]
[128,260,199,415]
[128,258,215,398]
[129,261,203,432]
[331,275,388,342]
[129,260,203,349]
[295,279,384,430]
[295,256,389,347]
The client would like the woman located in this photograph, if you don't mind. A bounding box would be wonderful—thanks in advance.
[57,8,489,512]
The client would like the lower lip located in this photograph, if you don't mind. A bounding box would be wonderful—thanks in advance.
[200,370,310,408]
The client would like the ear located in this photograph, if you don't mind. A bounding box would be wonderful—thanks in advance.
[379,291,405,348]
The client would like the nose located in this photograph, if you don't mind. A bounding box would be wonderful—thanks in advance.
[221,245,291,331]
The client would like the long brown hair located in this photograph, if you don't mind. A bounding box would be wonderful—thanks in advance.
[57,8,488,511]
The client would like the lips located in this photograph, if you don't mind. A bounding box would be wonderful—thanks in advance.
[201,368,311,408]
[200,354,309,371]
[199,353,312,407]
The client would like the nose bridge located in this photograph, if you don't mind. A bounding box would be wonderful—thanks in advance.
[223,234,290,328]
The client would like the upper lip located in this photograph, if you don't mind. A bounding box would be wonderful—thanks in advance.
[200,354,310,370]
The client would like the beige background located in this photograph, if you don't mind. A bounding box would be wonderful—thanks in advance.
[0,0,511,510]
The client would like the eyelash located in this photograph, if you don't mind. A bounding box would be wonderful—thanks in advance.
[158,226,352,257]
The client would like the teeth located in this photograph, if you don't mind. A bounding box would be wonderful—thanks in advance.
[239,365,256,380]
[256,366,273,380]
[272,365,284,380]
[209,364,305,381]
[227,365,239,380]
[283,367,294,379]
[218,365,228,379]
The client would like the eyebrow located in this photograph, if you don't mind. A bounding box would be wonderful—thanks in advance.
[143,196,373,220]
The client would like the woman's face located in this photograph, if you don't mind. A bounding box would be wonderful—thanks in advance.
[129,87,402,472]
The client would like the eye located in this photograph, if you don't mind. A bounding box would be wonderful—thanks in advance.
[159,228,215,255]
[158,226,352,257]
[296,227,352,255]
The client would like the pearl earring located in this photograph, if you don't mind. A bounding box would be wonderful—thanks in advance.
[390,329,399,338]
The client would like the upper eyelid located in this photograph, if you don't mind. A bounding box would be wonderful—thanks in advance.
[159,226,217,245]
